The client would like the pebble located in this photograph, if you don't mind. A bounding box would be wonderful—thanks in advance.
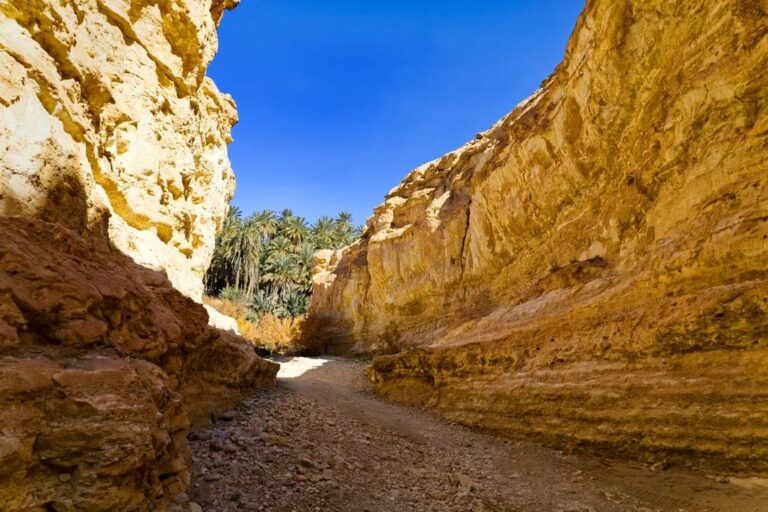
[298,457,316,468]
[189,431,212,441]
[173,492,189,504]
[219,410,237,421]
[260,432,289,447]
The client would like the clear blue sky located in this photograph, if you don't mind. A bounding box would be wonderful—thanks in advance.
[210,0,585,226]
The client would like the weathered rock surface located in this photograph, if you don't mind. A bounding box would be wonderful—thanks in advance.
[0,0,237,299]
[309,0,768,472]
[0,0,279,508]
[0,216,278,511]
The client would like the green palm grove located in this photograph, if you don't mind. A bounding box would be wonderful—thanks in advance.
[205,207,361,319]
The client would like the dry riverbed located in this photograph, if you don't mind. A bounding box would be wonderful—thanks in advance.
[179,357,768,511]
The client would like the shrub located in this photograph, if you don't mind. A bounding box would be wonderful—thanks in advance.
[219,286,244,303]
[204,295,311,355]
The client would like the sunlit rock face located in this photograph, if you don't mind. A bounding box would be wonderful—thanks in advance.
[0,1,281,509]
[309,0,768,472]
[0,0,238,299]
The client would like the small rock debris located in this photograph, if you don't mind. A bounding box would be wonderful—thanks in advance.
[186,358,768,512]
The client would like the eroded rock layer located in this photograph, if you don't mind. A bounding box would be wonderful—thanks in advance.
[0,0,237,299]
[0,0,280,508]
[0,217,278,511]
[309,0,768,472]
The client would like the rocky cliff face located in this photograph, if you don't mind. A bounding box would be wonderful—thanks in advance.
[309,0,768,472]
[0,0,280,509]
[0,0,237,299]
[0,217,277,510]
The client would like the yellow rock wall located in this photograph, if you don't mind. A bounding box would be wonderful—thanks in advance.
[309,0,768,472]
[0,1,282,509]
[0,0,237,299]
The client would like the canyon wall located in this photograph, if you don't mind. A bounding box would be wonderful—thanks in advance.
[309,0,768,473]
[0,217,277,510]
[0,0,237,299]
[0,0,280,509]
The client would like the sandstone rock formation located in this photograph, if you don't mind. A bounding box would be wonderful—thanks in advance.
[309,0,768,473]
[0,0,237,299]
[0,216,278,511]
[0,0,280,509]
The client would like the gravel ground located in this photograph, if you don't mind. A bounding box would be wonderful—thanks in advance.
[179,357,768,512]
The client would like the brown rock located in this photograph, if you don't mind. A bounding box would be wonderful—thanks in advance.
[52,318,109,346]
[0,217,278,511]
[307,0,768,473]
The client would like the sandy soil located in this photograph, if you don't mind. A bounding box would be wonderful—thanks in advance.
[186,357,768,511]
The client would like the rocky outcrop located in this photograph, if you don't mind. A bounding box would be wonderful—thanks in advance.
[309,0,768,473]
[0,0,237,299]
[0,216,278,510]
[0,0,280,509]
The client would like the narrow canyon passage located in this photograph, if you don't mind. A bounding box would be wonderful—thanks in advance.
[186,358,768,512]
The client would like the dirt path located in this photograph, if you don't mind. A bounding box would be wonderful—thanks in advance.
[186,357,768,511]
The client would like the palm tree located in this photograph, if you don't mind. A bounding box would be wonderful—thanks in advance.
[281,215,309,244]
[295,242,317,292]
[296,242,316,268]
[248,290,276,321]
[262,252,299,299]
[220,214,262,297]
[206,205,364,320]
[311,216,335,248]
[336,211,353,225]
[333,212,360,248]
[268,236,294,258]
[222,205,242,232]
[283,290,309,318]
[279,208,295,223]
[205,206,242,294]
[252,209,278,241]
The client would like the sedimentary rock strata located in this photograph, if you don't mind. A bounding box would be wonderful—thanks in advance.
[0,0,237,299]
[0,0,280,509]
[0,217,278,510]
[309,0,768,472]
